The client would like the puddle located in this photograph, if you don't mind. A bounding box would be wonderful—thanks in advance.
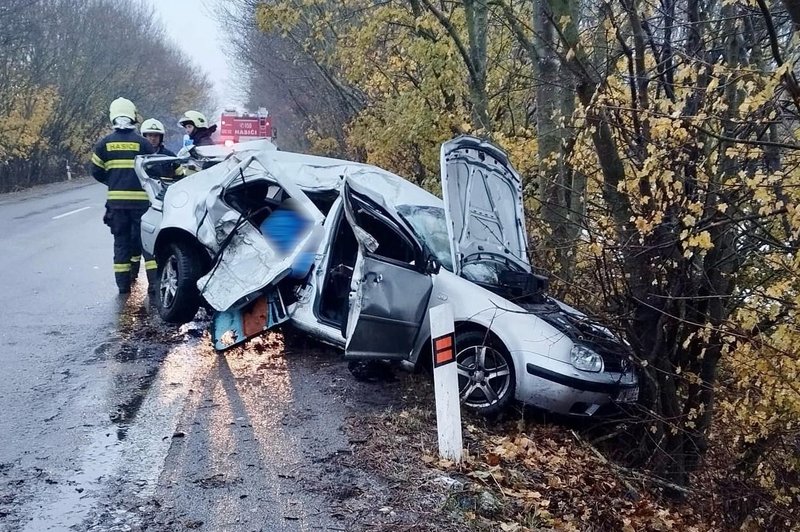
[22,429,123,531]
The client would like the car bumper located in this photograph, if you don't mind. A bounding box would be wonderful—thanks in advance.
[140,207,161,256]
[516,358,638,416]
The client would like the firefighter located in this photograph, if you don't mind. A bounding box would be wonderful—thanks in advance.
[141,118,182,183]
[178,110,217,146]
[90,97,155,295]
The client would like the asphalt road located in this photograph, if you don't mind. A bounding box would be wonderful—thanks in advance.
[0,179,379,531]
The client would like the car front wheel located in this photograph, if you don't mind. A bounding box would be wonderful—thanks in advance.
[455,330,515,416]
[156,241,204,324]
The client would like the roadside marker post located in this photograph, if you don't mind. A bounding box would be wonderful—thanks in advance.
[429,304,463,463]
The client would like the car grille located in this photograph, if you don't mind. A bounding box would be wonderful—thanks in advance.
[593,344,630,373]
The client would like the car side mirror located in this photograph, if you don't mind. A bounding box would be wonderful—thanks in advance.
[533,274,549,293]
[425,257,441,275]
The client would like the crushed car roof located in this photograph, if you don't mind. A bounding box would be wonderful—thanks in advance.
[191,146,442,208]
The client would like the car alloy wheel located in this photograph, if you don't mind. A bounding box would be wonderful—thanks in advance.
[455,335,514,414]
[160,255,179,309]
[155,240,205,324]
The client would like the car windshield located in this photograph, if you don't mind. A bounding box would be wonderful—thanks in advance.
[396,204,454,272]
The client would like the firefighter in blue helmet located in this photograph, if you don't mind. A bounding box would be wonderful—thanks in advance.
[89,97,155,294]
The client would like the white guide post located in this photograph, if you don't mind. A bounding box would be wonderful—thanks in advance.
[429,303,462,463]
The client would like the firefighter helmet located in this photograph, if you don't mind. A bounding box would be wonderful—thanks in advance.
[109,97,137,123]
[141,118,166,135]
[178,111,208,128]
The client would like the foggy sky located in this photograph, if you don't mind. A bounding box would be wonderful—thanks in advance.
[144,0,242,113]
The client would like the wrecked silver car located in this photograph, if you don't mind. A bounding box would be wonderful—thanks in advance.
[134,137,638,416]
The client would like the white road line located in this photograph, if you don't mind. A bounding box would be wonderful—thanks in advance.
[52,206,92,220]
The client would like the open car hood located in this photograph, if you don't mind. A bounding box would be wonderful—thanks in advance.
[440,136,530,274]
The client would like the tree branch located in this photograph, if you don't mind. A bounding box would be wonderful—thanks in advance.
[417,0,479,86]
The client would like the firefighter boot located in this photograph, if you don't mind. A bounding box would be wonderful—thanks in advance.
[115,269,131,294]
[130,256,141,283]
[146,268,158,296]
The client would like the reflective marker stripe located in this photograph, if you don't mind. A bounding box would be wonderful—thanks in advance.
[91,153,105,168]
[107,142,140,151]
[130,256,141,262]
[108,190,148,200]
[104,159,135,170]
[114,263,132,272]
[144,260,157,270]
[433,333,455,366]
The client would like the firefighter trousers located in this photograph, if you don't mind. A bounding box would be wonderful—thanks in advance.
[107,208,157,292]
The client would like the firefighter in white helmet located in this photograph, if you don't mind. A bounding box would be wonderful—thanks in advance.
[141,118,181,183]
[178,110,217,146]
[89,98,155,294]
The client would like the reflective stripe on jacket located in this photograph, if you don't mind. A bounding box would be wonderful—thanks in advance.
[89,129,155,209]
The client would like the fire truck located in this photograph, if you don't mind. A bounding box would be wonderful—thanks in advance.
[218,107,276,146]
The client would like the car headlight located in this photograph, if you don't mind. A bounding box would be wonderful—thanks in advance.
[571,344,604,372]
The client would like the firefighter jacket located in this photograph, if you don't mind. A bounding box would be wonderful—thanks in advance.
[190,124,217,146]
[91,129,155,209]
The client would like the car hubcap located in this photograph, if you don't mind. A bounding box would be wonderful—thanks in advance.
[160,256,178,308]
[456,345,511,409]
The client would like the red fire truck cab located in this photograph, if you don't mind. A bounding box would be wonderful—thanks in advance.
[218,107,276,146]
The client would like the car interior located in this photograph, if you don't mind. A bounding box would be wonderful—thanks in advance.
[223,179,285,227]
[220,179,425,332]
[318,212,358,325]
[222,180,338,229]
[317,194,419,327]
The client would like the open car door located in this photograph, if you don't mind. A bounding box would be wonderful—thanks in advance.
[198,153,324,311]
[342,182,435,360]
[197,153,324,349]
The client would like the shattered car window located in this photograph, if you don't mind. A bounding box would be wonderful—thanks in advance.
[397,205,453,272]
[462,261,505,284]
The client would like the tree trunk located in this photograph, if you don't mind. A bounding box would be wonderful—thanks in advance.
[532,0,583,287]
[464,0,490,131]
[781,0,800,28]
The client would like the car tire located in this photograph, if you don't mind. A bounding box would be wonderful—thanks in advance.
[455,330,516,416]
[156,241,204,324]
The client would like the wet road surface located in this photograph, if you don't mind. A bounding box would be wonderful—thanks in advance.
[0,180,397,531]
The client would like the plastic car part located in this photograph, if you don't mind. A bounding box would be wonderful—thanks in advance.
[211,289,288,351]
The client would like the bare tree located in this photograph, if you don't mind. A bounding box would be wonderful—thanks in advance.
[0,0,215,191]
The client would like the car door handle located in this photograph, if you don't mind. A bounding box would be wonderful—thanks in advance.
[364,272,383,284]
